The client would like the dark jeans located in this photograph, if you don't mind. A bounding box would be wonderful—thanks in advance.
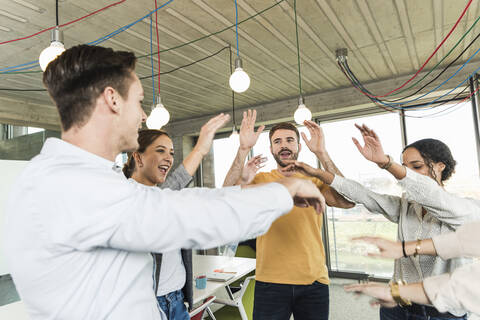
[380,305,467,320]
[253,281,329,320]
[157,289,190,320]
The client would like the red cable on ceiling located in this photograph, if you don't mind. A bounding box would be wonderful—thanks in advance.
[0,0,127,46]
[351,0,473,98]
[154,0,161,94]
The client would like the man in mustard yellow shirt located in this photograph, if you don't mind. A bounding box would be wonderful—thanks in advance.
[224,110,354,320]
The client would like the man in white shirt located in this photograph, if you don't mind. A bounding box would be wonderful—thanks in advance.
[3,44,325,320]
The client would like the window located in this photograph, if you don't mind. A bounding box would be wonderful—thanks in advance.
[212,136,240,188]
[321,112,403,278]
[405,102,480,198]
[27,127,45,135]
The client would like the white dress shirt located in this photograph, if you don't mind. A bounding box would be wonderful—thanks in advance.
[422,222,480,319]
[3,138,293,320]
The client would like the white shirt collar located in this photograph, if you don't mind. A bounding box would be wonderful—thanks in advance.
[41,137,116,171]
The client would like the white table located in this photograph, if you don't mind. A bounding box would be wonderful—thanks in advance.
[192,255,256,304]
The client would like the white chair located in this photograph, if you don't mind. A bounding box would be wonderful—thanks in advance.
[213,276,255,320]
[189,295,216,320]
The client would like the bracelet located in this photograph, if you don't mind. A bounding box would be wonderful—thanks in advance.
[401,240,407,258]
[378,155,393,170]
[390,281,412,307]
[413,239,422,258]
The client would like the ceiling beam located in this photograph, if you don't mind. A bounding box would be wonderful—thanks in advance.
[165,59,480,136]
[0,96,60,130]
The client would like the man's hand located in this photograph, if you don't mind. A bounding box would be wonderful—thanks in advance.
[239,155,267,185]
[277,177,326,214]
[194,114,230,156]
[351,236,403,259]
[239,110,265,151]
[344,282,396,308]
[301,120,326,154]
[352,124,389,166]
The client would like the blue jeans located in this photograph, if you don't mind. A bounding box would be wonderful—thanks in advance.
[253,281,329,320]
[157,290,190,320]
[380,305,467,320]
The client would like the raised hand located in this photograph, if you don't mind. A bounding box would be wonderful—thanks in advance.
[352,124,388,165]
[240,155,267,185]
[351,236,403,259]
[195,113,230,156]
[344,282,396,308]
[301,120,326,154]
[239,110,265,151]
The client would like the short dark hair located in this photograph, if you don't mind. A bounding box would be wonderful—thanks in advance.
[403,138,456,182]
[269,122,300,143]
[43,44,137,131]
[122,129,171,178]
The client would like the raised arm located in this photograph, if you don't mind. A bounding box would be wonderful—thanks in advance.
[223,110,264,186]
[300,120,354,208]
[182,113,230,176]
[302,120,344,177]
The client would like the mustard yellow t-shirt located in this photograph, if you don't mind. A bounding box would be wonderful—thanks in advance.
[252,170,330,285]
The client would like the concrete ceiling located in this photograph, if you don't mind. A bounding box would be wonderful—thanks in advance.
[0,0,479,130]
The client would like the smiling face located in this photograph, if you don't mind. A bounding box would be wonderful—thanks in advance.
[134,134,174,185]
[270,129,301,167]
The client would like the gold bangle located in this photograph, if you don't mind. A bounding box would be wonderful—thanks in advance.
[379,155,393,170]
[414,239,422,258]
[390,281,412,307]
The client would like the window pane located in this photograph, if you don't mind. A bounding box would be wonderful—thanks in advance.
[405,102,480,198]
[321,112,403,278]
[213,136,240,188]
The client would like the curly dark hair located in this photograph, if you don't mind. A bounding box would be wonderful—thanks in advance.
[403,138,456,183]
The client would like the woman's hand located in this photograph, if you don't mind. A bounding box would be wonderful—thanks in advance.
[352,236,403,259]
[352,124,389,166]
[344,282,397,308]
[195,114,230,156]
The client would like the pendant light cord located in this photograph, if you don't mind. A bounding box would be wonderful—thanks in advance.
[150,15,155,99]
[154,0,161,94]
[234,0,240,57]
[55,0,59,26]
[229,44,236,129]
[294,0,302,96]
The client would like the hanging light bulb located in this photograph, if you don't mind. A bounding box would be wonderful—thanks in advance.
[229,127,239,140]
[229,57,250,93]
[39,27,65,71]
[294,96,312,125]
[146,95,170,129]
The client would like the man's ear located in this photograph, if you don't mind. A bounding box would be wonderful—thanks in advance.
[103,86,119,113]
[298,142,302,153]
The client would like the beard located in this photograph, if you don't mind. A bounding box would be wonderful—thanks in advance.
[273,148,299,167]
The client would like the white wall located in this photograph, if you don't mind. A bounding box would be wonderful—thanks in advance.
[0,160,28,275]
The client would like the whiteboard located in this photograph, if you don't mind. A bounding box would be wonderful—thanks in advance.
[0,160,28,275]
